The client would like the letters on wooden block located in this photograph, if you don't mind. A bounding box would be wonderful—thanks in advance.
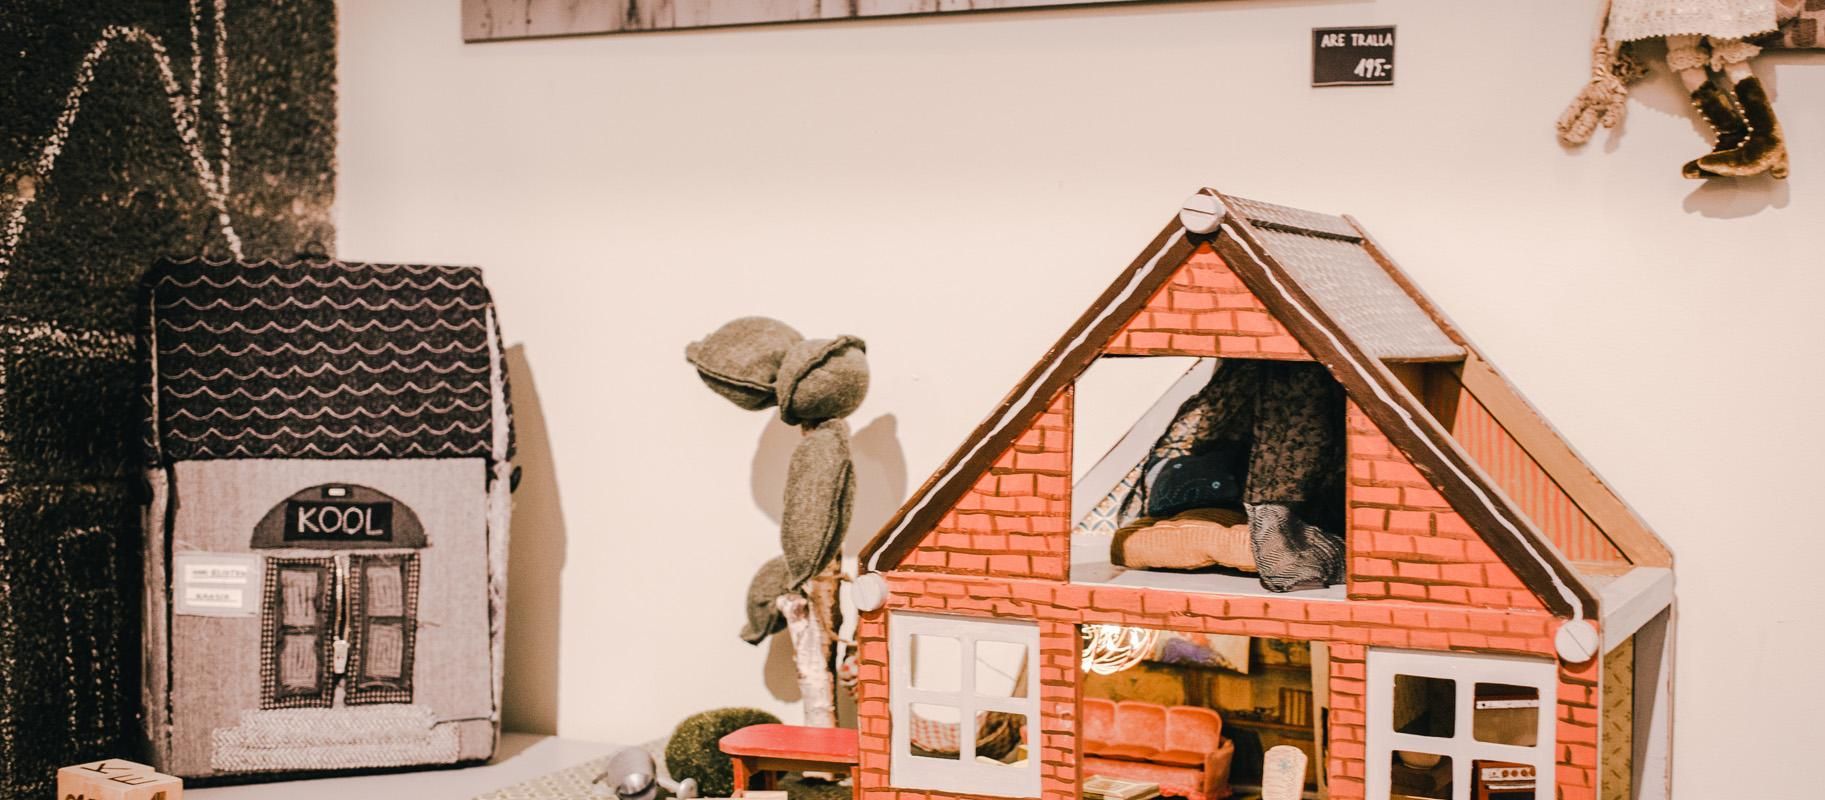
[57,759,183,800]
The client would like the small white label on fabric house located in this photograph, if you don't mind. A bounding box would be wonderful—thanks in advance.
[183,587,244,608]
[183,561,253,583]
[174,553,261,617]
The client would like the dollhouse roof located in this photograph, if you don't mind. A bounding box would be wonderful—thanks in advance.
[1216,196,1460,361]
[144,257,511,462]
[859,188,1672,621]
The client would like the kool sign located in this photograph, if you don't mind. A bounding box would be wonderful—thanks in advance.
[283,499,395,543]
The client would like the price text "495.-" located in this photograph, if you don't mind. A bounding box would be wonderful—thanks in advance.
[1353,58,1391,79]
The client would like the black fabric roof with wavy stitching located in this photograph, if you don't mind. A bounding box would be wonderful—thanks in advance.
[146,258,510,462]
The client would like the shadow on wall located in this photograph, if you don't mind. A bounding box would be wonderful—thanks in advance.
[503,345,567,735]
[750,413,909,706]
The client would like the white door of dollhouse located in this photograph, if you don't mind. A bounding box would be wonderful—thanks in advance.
[1364,648,1557,800]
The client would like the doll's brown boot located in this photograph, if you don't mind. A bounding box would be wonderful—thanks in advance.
[1696,76,1789,179]
[1682,80,1748,180]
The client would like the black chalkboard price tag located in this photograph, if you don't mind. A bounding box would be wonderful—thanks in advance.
[1312,26,1396,86]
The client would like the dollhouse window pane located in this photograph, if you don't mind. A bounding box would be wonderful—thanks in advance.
[279,570,321,627]
[890,613,1042,796]
[365,623,407,679]
[912,634,963,692]
[975,640,1028,698]
[278,634,322,690]
[365,564,405,616]
[1392,674,1456,738]
[1473,683,1540,747]
[909,703,964,760]
[1389,752,1452,799]
[972,712,1028,764]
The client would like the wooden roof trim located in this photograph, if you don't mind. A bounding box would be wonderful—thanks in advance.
[1210,191,1597,619]
[1457,356,1672,567]
[859,220,1198,571]
[1344,216,1671,568]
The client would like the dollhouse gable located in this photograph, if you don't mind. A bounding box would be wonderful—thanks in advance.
[860,189,1673,622]
[854,190,1676,800]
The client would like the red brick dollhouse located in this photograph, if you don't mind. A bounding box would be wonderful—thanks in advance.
[848,191,1675,800]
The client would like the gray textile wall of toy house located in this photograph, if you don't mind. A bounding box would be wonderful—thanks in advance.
[139,257,514,779]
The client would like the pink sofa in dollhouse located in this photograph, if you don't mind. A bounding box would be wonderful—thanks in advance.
[1081,698,1235,800]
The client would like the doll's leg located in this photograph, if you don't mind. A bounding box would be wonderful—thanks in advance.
[1669,36,1749,179]
[1695,38,1788,178]
[1665,35,1711,92]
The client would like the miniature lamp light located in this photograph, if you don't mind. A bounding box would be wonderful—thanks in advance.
[594,747,698,800]
[1080,624,1163,675]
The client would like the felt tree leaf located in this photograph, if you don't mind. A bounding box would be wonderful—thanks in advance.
[740,555,793,645]
[780,419,854,589]
[776,336,868,425]
[685,317,803,411]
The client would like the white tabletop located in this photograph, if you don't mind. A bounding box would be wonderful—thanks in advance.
[186,733,620,799]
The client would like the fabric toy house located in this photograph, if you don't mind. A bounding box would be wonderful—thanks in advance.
[139,257,514,779]
[851,190,1675,800]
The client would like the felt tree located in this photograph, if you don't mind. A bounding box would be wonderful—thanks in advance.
[686,317,869,727]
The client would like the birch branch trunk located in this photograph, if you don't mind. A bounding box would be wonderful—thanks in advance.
[777,589,836,728]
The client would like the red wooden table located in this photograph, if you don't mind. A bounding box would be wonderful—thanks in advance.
[718,724,860,796]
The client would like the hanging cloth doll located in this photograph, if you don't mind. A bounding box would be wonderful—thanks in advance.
[1125,360,1347,592]
[1560,0,1787,179]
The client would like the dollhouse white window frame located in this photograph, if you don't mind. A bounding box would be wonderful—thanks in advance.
[1364,648,1557,800]
[888,612,1042,798]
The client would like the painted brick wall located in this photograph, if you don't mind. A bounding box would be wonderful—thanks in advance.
[1327,643,1370,800]
[1557,656,1602,800]
[1346,402,1545,611]
[1450,391,1627,564]
[899,388,1074,580]
[1104,245,1309,360]
[853,573,1586,800]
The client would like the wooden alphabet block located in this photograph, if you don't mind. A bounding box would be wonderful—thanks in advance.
[56,759,182,800]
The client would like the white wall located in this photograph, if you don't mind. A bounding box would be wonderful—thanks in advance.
[335,2,1825,796]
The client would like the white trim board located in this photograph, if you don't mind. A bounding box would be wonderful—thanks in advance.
[1598,566,1673,653]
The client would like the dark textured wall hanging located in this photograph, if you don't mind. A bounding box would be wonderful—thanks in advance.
[0,1,336,795]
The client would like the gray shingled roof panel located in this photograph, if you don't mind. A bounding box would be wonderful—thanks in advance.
[1248,226,1463,361]
[1221,194,1461,362]
[1225,194,1363,240]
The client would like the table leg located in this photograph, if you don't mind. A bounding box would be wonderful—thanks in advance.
[732,756,752,797]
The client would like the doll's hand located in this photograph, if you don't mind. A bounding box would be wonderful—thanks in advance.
[1557,82,1625,146]
[1556,38,1634,146]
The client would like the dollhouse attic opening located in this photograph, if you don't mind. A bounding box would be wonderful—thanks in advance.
[852,189,1676,800]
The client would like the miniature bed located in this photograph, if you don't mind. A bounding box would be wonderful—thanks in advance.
[847,189,1676,800]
